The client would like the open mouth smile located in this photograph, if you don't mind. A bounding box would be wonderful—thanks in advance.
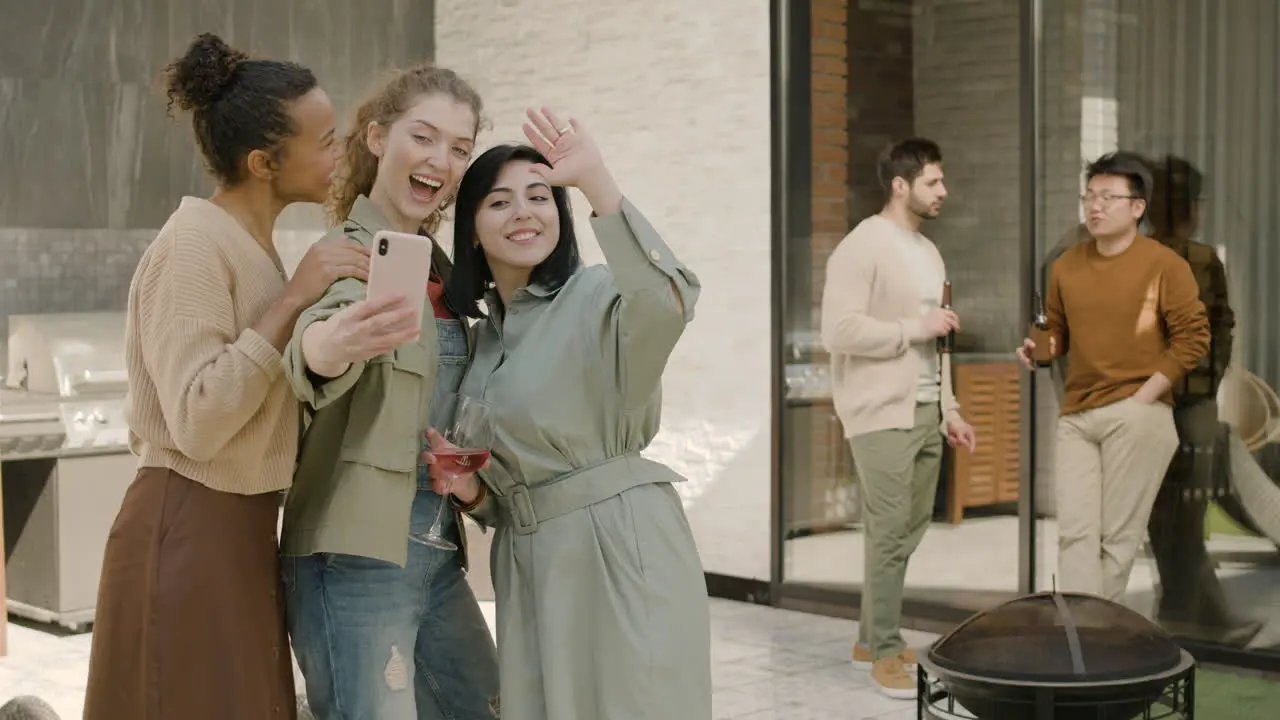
[409,173,444,204]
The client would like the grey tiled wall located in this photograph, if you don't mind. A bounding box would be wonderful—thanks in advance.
[913,0,1023,354]
[0,0,436,340]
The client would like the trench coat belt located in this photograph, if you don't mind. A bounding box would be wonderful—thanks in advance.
[494,453,670,536]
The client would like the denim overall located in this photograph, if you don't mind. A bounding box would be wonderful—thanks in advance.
[287,317,500,719]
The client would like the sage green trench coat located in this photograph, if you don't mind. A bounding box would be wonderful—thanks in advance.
[460,199,712,720]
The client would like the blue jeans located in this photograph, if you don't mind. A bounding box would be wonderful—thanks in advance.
[283,492,499,719]
[284,319,498,719]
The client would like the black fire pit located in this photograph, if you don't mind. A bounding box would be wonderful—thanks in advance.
[917,592,1195,719]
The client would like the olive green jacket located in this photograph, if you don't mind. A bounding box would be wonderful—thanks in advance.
[280,195,473,567]
[457,198,701,530]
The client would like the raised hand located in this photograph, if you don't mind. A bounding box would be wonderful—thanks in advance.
[522,107,622,215]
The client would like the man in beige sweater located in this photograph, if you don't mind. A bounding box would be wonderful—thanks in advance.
[821,138,976,700]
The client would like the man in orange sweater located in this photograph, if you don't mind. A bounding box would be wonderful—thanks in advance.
[1017,151,1209,601]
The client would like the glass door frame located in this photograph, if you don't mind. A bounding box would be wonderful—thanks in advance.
[767,0,1280,673]
[766,0,1042,626]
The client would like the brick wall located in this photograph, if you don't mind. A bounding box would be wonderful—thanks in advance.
[434,0,774,580]
[845,2,915,225]
[809,0,850,315]
[912,0,1024,353]
[781,0,855,535]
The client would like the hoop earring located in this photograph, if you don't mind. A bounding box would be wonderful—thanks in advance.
[425,195,454,233]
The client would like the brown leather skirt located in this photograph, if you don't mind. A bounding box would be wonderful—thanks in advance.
[83,467,295,720]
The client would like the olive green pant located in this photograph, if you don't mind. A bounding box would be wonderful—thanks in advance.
[849,403,943,660]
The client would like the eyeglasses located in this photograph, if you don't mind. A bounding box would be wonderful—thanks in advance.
[1080,192,1141,207]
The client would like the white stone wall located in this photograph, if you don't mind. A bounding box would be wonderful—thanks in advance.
[434,0,775,580]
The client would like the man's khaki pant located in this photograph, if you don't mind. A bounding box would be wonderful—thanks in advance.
[849,403,943,660]
[1055,397,1178,600]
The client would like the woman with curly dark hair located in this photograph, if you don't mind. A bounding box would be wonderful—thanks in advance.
[83,33,368,720]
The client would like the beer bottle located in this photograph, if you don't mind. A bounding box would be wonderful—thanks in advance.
[938,281,955,354]
[1029,291,1054,368]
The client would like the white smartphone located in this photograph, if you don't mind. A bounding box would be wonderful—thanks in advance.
[366,229,434,333]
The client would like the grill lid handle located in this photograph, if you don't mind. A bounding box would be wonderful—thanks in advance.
[1050,592,1087,676]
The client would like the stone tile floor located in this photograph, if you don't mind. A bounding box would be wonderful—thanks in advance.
[0,597,934,719]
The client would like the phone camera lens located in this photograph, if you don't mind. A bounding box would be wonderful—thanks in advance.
[378,238,389,256]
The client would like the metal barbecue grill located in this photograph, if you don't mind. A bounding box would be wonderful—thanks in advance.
[1,312,136,630]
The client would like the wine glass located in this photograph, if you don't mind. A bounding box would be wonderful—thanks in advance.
[411,393,493,551]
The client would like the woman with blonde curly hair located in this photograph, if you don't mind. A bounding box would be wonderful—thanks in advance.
[279,64,500,720]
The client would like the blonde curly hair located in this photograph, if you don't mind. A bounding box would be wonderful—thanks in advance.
[327,64,484,236]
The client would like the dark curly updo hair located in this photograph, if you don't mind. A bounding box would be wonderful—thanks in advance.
[327,64,484,236]
[164,33,319,186]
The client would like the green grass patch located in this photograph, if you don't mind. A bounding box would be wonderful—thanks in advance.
[1207,502,1258,538]
[1191,667,1280,719]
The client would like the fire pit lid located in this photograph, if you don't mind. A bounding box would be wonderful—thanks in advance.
[928,592,1183,684]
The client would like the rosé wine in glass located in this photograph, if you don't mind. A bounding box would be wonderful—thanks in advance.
[411,393,493,551]
[431,447,491,476]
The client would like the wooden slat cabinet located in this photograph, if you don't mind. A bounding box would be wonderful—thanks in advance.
[947,361,1021,523]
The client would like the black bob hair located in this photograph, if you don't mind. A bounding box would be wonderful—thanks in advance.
[445,144,582,318]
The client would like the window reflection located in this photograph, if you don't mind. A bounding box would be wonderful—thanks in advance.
[779,0,1279,660]
[1034,0,1280,655]
[782,0,1026,622]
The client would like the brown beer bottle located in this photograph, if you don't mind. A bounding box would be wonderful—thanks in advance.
[1029,291,1054,368]
[938,281,955,354]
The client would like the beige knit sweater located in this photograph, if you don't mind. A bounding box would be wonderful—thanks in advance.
[820,215,963,439]
[124,196,298,495]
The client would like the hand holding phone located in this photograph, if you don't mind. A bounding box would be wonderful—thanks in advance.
[367,230,434,329]
[304,231,433,368]
[310,295,421,366]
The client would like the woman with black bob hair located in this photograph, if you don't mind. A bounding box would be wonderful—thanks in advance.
[445,142,582,313]
[428,108,713,719]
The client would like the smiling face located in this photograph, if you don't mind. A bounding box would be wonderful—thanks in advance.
[367,92,476,232]
[474,159,561,280]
